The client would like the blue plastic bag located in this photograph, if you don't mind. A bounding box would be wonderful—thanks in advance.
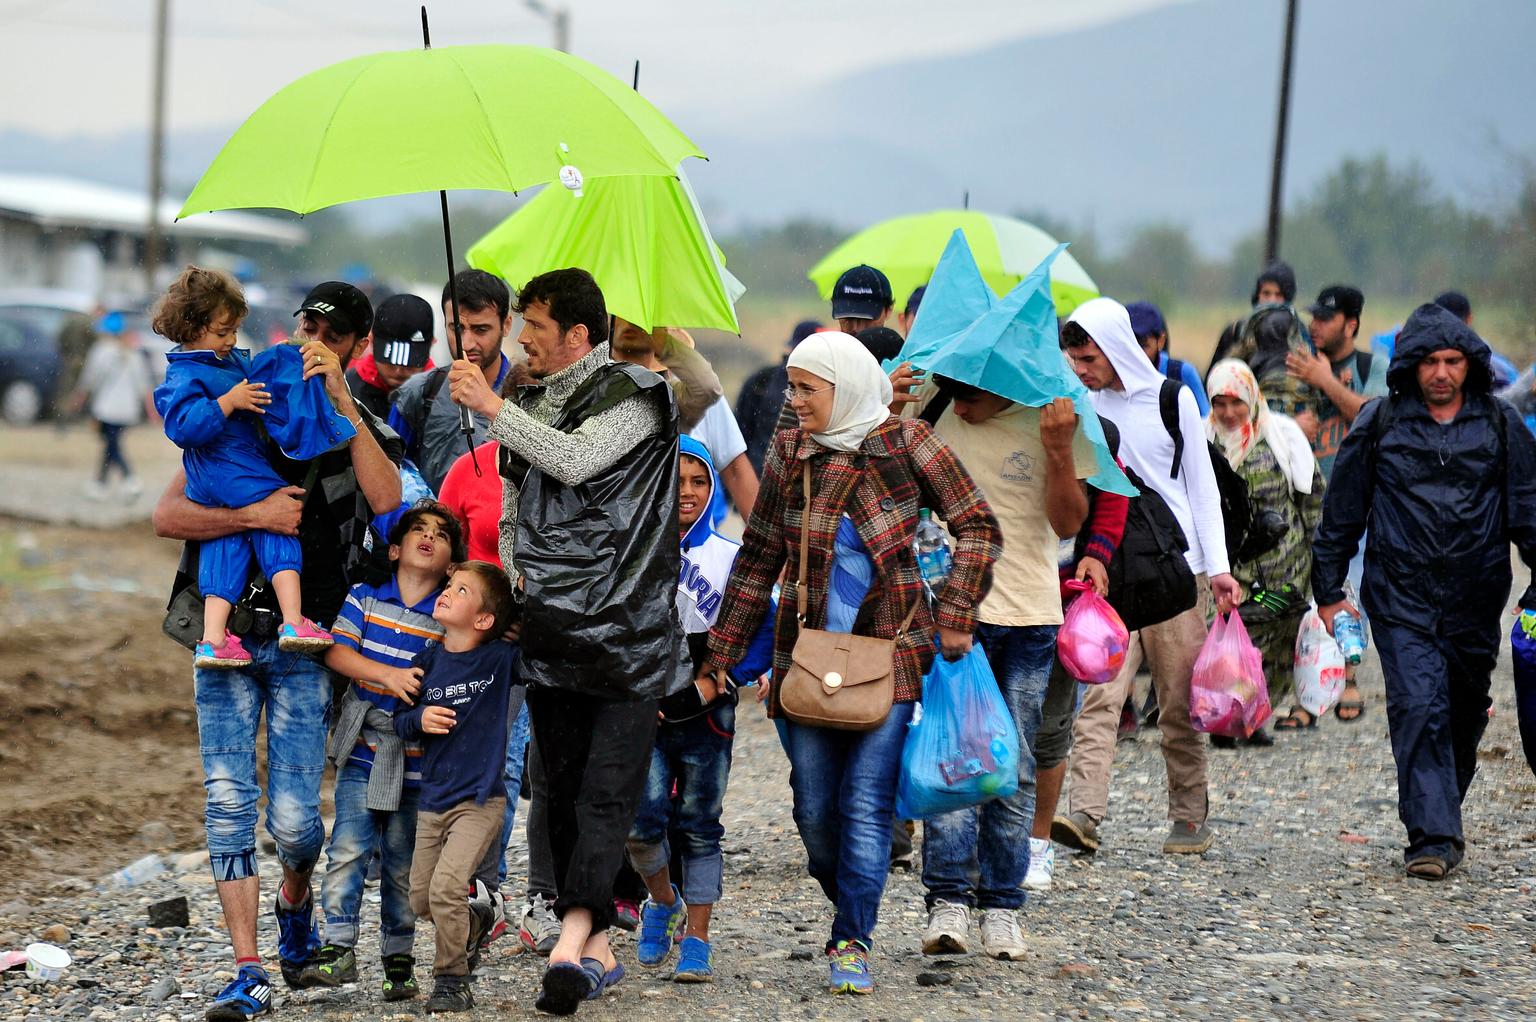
[896,643,1020,820]
[1511,611,1536,780]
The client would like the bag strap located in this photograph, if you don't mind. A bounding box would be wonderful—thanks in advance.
[1159,379,1184,480]
[1353,349,1373,389]
[796,461,921,635]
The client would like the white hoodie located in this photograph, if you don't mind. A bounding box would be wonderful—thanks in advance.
[1068,298,1230,578]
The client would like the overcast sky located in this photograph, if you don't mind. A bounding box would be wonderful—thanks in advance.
[2,0,1181,138]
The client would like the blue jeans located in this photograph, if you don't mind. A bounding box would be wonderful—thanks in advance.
[783,701,915,950]
[626,701,736,905]
[495,702,532,887]
[922,624,1058,911]
[319,761,419,956]
[194,638,331,882]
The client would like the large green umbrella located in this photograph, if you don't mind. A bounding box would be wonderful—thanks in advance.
[177,22,704,472]
[178,43,702,217]
[809,209,1099,317]
[466,167,743,333]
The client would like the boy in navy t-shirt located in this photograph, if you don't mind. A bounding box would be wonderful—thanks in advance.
[300,501,465,1001]
[394,561,519,1013]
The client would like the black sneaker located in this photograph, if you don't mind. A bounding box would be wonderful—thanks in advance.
[426,975,474,1013]
[298,944,357,988]
[466,898,496,974]
[381,954,419,1002]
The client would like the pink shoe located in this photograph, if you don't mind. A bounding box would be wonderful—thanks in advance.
[277,618,334,654]
[195,633,253,669]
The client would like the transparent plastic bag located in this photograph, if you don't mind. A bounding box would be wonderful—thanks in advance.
[1057,580,1131,684]
[1293,608,1346,716]
[1189,612,1272,739]
[896,643,1019,820]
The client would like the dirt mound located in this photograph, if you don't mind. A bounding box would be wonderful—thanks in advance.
[0,602,205,902]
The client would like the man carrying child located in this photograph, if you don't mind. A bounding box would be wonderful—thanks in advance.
[153,279,403,1022]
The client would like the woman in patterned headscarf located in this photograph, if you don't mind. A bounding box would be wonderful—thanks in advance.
[1206,358,1327,737]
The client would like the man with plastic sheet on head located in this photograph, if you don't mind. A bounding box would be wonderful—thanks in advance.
[1311,303,1536,882]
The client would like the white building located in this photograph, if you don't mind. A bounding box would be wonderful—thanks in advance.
[0,173,306,302]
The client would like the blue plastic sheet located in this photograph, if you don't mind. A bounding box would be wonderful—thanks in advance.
[896,643,1020,820]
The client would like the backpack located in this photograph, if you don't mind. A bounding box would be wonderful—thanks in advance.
[1157,379,1254,559]
[1224,304,1317,420]
[1164,356,1189,386]
[1100,462,1199,632]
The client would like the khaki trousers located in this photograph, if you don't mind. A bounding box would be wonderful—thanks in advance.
[1068,575,1210,825]
[408,798,505,976]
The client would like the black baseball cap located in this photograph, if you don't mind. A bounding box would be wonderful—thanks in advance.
[371,294,434,368]
[831,264,893,320]
[1307,285,1364,321]
[295,281,373,338]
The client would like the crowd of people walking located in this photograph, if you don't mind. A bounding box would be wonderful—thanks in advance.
[140,252,1535,1019]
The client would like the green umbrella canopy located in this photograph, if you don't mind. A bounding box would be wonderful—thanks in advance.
[178,44,703,217]
[467,167,743,333]
[809,209,1099,318]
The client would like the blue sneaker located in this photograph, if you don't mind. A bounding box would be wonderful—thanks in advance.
[827,940,873,995]
[635,887,687,967]
[274,887,321,988]
[205,964,272,1021]
[672,935,713,983]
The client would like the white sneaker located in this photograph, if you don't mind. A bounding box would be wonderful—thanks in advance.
[979,908,1028,961]
[921,899,970,955]
[1024,837,1055,891]
[518,893,561,955]
[121,475,143,498]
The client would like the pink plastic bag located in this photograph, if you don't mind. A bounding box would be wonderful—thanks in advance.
[1189,612,1273,738]
[1057,581,1130,684]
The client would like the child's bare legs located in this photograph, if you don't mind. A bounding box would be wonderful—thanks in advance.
[270,568,305,628]
[203,595,235,647]
[639,865,712,942]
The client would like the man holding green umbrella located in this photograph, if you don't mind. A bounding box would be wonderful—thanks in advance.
[448,268,688,1014]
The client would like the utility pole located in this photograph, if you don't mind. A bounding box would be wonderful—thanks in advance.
[1263,0,1299,266]
[525,0,569,52]
[145,0,171,292]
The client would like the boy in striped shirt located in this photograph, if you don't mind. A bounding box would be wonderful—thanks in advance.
[300,501,465,1001]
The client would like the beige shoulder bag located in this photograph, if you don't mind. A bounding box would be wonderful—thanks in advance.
[778,466,919,731]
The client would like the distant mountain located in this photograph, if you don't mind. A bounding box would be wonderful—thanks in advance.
[677,0,1536,249]
[7,0,1533,253]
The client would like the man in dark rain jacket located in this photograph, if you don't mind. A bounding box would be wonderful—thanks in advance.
[1311,303,1536,881]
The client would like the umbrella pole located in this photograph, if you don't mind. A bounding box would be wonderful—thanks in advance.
[423,4,481,475]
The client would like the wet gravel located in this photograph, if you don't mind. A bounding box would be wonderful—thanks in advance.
[3,646,1535,1021]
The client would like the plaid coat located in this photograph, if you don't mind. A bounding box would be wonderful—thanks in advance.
[709,415,1002,716]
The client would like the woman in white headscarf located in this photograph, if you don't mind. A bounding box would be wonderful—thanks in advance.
[1206,358,1326,736]
[701,332,1001,995]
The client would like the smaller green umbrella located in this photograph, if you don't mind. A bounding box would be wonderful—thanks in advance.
[809,209,1099,317]
[467,167,743,333]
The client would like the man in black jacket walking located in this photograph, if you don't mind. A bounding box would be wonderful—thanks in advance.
[1312,303,1536,881]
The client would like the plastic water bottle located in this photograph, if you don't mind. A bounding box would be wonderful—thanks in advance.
[105,854,166,890]
[914,509,953,599]
[1333,611,1366,665]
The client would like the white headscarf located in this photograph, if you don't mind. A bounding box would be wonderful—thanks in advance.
[785,331,894,453]
[1205,358,1315,495]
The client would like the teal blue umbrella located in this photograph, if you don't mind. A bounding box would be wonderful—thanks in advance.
[892,230,1135,497]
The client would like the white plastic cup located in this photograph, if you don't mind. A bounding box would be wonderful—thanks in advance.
[24,943,71,982]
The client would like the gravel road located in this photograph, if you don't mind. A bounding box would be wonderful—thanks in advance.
[3,615,1535,1020]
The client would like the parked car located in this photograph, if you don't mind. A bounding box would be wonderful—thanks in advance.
[0,309,63,424]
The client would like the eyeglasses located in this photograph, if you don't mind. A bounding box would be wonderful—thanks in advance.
[783,383,835,402]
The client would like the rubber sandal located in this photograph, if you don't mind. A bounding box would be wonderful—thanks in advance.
[582,957,624,999]
[1274,709,1316,731]
[1405,855,1448,881]
[1334,698,1367,723]
[536,962,592,1016]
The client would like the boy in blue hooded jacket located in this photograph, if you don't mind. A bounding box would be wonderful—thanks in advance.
[152,266,357,670]
[626,435,773,982]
